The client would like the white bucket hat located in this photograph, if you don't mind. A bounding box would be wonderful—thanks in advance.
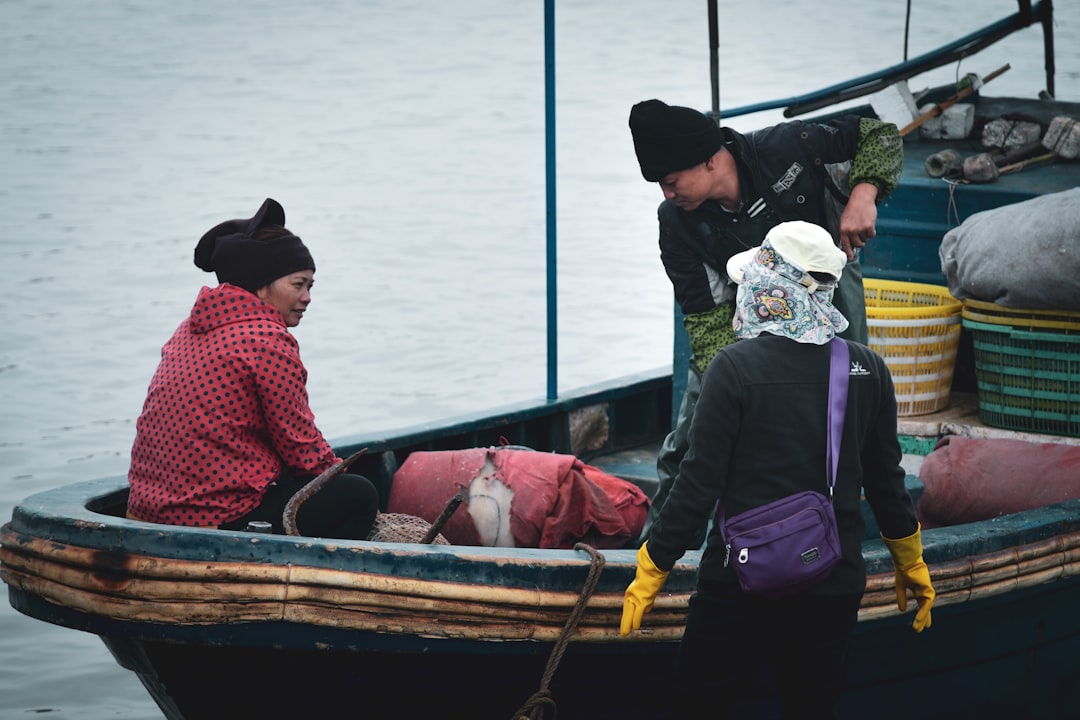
[727,220,846,293]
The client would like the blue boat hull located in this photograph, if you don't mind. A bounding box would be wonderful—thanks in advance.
[8,573,1079,720]
[9,573,1079,719]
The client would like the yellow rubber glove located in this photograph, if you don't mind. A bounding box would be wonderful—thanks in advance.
[882,524,935,633]
[620,542,670,636]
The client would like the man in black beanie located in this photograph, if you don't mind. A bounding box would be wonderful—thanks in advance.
[629,99,903,546]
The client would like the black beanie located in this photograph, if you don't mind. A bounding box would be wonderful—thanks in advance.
[629,99,723,182]
[193,198,315,292]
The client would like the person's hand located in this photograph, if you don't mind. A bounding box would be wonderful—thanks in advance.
[620,542,670,636]
[882,524,935,632]
[838,183,879,259]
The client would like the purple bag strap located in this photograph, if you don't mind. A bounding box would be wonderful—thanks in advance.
[826,337,850,500]
[719,338,851,523]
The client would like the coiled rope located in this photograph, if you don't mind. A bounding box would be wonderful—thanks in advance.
[510,542,607,720]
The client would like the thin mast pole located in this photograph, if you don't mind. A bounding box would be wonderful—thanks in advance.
[545,0,558,400]
[708,0,719,121]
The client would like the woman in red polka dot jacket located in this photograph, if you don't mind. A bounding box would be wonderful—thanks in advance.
[126,198,379,539]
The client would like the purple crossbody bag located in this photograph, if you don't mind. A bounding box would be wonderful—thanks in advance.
[716,338,849,599]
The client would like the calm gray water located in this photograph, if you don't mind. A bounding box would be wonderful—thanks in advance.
[2,1,1078,716]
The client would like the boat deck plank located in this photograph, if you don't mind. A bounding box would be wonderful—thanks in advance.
[897,391,1080,446]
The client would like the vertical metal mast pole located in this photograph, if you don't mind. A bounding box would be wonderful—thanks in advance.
[1040,0,1056,99]
[545,0,558,400]
[708,0,720,121]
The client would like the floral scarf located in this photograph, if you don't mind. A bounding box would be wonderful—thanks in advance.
[731,243,849,344]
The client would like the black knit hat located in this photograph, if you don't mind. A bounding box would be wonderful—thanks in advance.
[629,99,723,182]
[193,198,315,292]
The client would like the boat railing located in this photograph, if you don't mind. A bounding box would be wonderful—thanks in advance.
[329,366,673,498]
[712,0,1055,121]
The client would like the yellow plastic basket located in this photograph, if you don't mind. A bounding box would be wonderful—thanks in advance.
[864,279,962,416]
[961,298,1080,333]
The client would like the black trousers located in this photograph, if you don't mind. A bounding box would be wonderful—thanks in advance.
[220,471,378,540]
[669,580,863,720]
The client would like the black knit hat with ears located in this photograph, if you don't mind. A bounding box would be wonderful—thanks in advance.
[193,198,315,292]
[629,99,723,182]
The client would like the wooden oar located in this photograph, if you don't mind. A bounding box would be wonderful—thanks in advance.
[899,64,1011,136]
[999,151,1058,175]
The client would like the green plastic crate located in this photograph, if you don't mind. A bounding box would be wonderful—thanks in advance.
[963,317,1080,437]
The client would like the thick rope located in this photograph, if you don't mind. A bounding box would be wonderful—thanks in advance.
[944,178,962,229]
[510,543,606,720]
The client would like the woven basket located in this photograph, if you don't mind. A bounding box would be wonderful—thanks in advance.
[864,279,962,416]
[366,512,450,545]
[961,299,1080,437]
[961,298,1080,332]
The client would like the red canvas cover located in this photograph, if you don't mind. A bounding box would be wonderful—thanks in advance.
[916,435,1080,528]
[386,447,649,548]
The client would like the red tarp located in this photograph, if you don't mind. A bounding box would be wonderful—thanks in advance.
[916,435,1080,528]
[386,447,649,548]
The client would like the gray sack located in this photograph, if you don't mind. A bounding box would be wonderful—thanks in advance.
[939,187,1080,309]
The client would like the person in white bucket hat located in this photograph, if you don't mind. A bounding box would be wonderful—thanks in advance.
[726,220,848,344]
[621,221,935,718]
[727,220,847,287]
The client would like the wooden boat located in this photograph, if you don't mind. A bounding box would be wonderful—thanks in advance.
[3,387,1079,719]
[4,2,1080,718]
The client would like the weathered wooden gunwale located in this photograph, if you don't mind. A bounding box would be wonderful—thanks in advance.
[4,502,1078,642]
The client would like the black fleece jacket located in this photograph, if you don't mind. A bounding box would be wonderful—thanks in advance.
[648,334,918,595]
